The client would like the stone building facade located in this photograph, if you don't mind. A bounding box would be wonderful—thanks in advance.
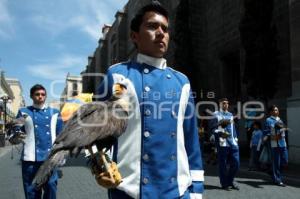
[60,74,82,103]
[6,78,25,115]
[0,72,25,141]
[174,0,291,102]
[0,72,15,122]
[81,0,300,163]
[286,0,300,164]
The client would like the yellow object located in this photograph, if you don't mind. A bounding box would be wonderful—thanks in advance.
[61,102,81,122]
[61,93,93,122]
[75,93,93,103]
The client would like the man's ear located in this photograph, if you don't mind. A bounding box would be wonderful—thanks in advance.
[130,31,138,44]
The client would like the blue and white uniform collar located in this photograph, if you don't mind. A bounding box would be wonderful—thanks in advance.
[32,103,47,110]
[136,53,167,70]
[271,116,280,121]
[219,109,229,114]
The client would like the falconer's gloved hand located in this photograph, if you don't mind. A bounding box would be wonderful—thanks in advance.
[221,131,230,138]
[94,162,121,189]
[219,119,231,128]
[8,130,27,145]
[87,149,122,189]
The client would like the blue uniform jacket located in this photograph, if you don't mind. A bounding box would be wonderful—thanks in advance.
[264,116,287,148]
[251,129,263,146]
[97,61,204,199]
[211,111,239,149]
[16,106,63,161]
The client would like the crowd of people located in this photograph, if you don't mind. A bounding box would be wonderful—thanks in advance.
[199,100,289,189]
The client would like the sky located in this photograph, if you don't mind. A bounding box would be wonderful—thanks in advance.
[0,0,128,105]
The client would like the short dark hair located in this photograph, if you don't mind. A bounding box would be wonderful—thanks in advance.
[30,84,46,97]
[218,98,229,103]
[268,105,277,113]
[252,121,262,129]
[130,1,169,32]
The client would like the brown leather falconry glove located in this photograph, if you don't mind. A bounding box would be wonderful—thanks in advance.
[87,149,122,189]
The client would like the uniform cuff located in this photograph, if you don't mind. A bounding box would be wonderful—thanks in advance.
[190,170,204,181]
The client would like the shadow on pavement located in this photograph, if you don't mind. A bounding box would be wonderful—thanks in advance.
[204,160,300,188]
[236,180,274,188]
[204,184,223,190]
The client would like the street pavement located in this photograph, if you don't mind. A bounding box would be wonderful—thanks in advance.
[203,160,300,199]
[1,143,300,199]
[0,143,107,199]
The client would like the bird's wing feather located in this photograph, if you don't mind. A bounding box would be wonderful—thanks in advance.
[54,102,127,149]
[33,100,129,189]
[33,150,68,188]
[60,108,127,148]
[55,103,105,143]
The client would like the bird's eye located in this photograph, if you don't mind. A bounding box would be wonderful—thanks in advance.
[120,84,127,90]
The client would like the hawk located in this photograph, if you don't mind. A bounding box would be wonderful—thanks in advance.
[33,83,131,188]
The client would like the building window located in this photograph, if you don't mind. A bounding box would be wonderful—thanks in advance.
[73,82,78,91]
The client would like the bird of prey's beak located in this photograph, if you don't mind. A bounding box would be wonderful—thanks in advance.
[112,83,127,97]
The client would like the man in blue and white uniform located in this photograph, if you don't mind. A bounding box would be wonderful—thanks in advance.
[13,84,63,199]
[210,98,240,190]
[92,2,204,199]
[264,105,288,187]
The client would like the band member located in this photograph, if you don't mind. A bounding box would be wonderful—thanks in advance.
[91,2,204,198]
[11,84,63,199]
[211,98,240,191]
[264,105,288,187]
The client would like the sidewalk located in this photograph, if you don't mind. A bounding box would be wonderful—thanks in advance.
[0,140,13,158]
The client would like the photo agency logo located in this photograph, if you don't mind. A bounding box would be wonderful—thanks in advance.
[139,89,265,120]
[52,72,266,126]
[197,100,265,120]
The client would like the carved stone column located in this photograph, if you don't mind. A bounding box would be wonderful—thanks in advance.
[287,0,300,164]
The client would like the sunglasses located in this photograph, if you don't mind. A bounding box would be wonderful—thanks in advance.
[34,92,46,96]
